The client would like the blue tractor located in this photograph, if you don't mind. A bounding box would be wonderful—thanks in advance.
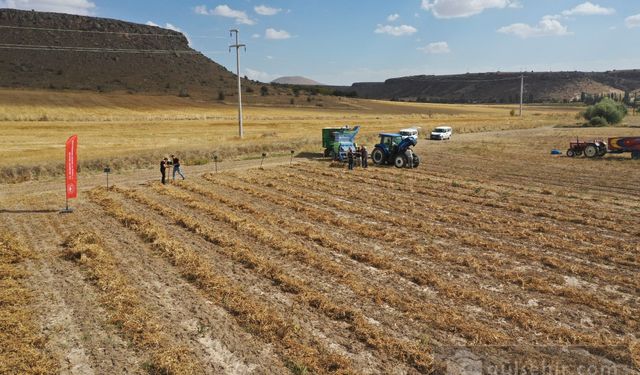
[371,133,420,168]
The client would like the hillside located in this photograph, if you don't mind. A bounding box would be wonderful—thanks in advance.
[0,8,268,99]
[343,71,640,103]
[272,76,322,86]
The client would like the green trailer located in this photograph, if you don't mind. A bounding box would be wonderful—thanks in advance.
[322,126,361,160]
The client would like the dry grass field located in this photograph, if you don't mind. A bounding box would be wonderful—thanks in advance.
[1,99,638,374]
[0,89,583,183]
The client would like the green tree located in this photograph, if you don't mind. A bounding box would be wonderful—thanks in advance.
[260,85,269,96]
[582,97,627,126]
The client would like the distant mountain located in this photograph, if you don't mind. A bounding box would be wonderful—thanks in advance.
[339,71,640,103]
[272,76,322,86]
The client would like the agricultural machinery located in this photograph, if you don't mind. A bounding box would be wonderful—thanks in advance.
[566,137,640,159]
[371,133,420,168]
[322,126,360,161]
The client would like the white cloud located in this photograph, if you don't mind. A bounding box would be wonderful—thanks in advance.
[374,24,417,36]
[266,55,274,60]
[0,0,96,15]
[194,4,255,25]
[418,41,451,54]
[421,0,516,19]
[251,33,261,38]
[254,5,281,16]
[194,5,208,15]
[245,68,275,82]
[387,13,400,22]
[625,14,640,29]
[146,21,191,45]
[264,28,291,39]
[562,2,615,16]
[498,15,571,38]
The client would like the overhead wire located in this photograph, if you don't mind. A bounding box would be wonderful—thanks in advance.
[0,24,183,37]
[0,43,199,54]
[0,24,206,54]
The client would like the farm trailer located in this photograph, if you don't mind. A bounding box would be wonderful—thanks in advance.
[566,137,640,159]
[322,126,360,161]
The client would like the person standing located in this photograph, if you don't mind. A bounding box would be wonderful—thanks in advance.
[405,147,414,169]
[160,158,168,184]
[360,145,368,168]
[171,154,185,180]
[347,149,354,170]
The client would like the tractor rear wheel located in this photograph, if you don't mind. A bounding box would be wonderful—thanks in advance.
[371,148,385,165]
[394,155,406,168]
[567,149,575,157]
[584,144,598,158]
[597,146,607,157]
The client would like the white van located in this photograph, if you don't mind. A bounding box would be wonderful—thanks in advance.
[430,126,452,140]
[399,128,419,141]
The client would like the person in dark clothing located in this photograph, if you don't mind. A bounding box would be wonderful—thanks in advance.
[360,145,368,168]
[347,149,354,170]
[171,154,185,180]
[160,158,168,184]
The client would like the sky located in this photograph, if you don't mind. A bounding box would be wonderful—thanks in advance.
[2,0,640,85]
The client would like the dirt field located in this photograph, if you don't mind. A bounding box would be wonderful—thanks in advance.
[1,124,638,374]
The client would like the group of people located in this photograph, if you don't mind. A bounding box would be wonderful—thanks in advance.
[160,154,185,184]
[346,145,368,170]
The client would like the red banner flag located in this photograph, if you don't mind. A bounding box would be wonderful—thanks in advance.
[65,135,78,199]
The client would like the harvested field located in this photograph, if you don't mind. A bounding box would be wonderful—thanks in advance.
[0,89,582,183]
[1,125,638,374]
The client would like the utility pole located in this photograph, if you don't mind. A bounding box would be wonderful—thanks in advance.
[229,29,246,138]
[519,74,524,117]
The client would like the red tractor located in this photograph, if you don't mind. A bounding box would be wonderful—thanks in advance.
[566,138,608,158]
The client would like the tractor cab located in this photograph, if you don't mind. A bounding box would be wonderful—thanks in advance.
[380,133,403,152]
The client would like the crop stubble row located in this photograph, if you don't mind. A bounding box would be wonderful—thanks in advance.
[114,185,436,373]
[228,169,637,328]
[88,188,357,375]
[0,231,58,374]
[200,172,636,366]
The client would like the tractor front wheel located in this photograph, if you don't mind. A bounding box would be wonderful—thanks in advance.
[371,148,385,165]
[567,149,576,157]
[413,155,420,168]
[584,144,598,158]
[394,155,406,168]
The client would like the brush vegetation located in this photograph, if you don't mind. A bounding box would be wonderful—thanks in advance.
[582,97,628,126]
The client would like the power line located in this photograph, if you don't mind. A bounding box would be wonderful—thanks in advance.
[0,43,199,54]
[0,24,182,37]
